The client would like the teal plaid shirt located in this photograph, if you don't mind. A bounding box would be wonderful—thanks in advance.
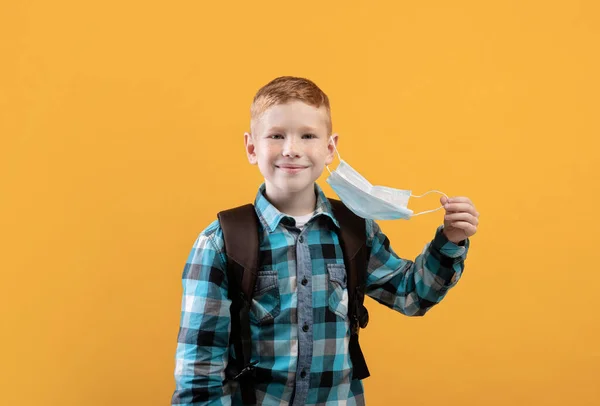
[172,182,469,405]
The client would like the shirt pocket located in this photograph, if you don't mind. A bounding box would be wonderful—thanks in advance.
[327,263,349,319]
[249,270,281,325]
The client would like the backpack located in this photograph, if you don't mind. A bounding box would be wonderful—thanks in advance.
[217,198,370,405]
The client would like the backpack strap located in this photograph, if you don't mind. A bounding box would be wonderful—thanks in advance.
[328,199,371,380]
[217,204,260,405]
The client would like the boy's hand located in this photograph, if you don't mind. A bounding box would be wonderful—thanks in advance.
[440,196,479,244]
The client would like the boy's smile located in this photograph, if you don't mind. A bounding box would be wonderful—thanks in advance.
[275,163,309,174]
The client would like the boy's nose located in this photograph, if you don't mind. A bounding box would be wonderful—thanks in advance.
[282,139,301,158]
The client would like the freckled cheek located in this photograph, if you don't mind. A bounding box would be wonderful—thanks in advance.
[268,148,281,161]
[308,149,327,163]
[260,147,281,166]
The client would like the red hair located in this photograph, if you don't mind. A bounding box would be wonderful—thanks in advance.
[250,76,332,134]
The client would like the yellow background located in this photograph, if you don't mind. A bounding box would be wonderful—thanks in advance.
[1,1,599,405]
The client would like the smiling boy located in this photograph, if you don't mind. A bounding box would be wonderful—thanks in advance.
[172,76,479,405]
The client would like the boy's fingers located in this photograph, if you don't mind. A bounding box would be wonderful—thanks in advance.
[444,202,478,216]
[447,197,473,205]
[448,221,477,234]
[445,212,479,226]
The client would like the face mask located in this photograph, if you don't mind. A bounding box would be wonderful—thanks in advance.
[325,137,448,220]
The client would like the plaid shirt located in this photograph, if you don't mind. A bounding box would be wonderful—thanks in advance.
[172,182,469,405]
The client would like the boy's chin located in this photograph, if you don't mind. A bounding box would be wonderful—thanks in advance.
[265,177,316,194]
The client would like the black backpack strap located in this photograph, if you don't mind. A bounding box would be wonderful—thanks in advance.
[328,199,371,380]
[217,204,260,405]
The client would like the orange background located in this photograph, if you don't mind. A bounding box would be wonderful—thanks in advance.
[1,1,599,405]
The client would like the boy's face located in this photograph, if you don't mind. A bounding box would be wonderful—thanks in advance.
[245,100,337,196]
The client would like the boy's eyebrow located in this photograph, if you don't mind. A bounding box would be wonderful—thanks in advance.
[299,126,319,133]
[265,126,286,133]
[266,126,319,133]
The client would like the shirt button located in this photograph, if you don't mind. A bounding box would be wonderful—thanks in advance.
[301,278,308,286]
[300,370,307,378]
[302,324,309,332]
[299,236,304,243]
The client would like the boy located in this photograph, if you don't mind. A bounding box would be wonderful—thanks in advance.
[172,76,479,405]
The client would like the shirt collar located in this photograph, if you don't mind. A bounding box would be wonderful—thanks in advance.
[253,182,340,233]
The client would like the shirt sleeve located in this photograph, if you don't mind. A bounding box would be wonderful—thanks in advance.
[171,221,234,406]
[364,221,470,316]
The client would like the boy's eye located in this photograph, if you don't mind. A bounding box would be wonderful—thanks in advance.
[268,134,316,139]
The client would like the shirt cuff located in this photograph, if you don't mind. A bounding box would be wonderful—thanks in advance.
[431,225,469,259]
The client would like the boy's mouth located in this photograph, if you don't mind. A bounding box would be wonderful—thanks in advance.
[276,165,308,174]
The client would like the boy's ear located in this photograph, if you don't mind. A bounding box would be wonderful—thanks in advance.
[244,132,258,165]
[325,132,339,166]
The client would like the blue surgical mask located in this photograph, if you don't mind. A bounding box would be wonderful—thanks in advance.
[325,137,447,220]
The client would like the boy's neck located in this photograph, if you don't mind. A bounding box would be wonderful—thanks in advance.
[263,182,317,217]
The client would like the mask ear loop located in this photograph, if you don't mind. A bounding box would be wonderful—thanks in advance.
[326,136,342,175]
[411,190,449,217]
